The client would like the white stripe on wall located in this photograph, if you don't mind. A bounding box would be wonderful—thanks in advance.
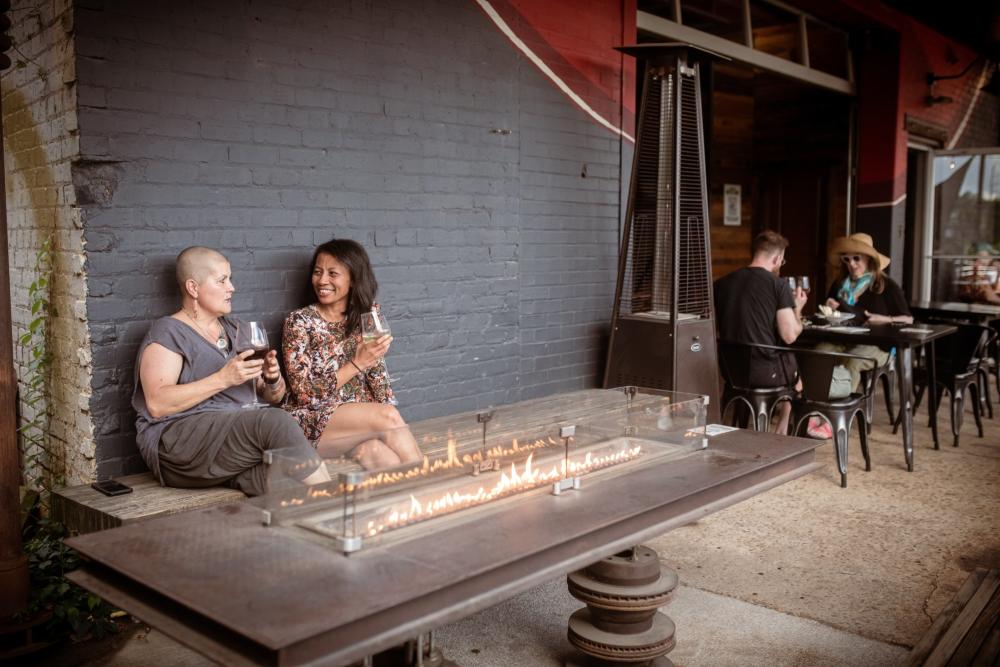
[856,193,907,209]
[947,61,991,150]
[473,0,635,143]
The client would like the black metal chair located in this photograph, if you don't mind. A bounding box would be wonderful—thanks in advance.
[861,352,896,433]
[974,346,995,420]
[717,340,796,432]
[899,323,994,448]
[990,320,1000,395]
[749,342,877,488]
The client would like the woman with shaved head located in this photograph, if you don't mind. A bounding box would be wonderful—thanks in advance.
[131,246,329,496]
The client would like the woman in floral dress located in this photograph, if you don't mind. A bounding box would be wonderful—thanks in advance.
[282,239,422,469]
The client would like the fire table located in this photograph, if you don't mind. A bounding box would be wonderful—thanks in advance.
[66,388,822,666]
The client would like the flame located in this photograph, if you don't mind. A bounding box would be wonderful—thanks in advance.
[279,434,558,508]
[360,445,642,538]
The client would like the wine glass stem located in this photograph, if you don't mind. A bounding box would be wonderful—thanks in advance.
[251,379,258,405]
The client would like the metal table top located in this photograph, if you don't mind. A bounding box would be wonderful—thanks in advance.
[67,429,821,667]
[797,322,957,348]
[911,301,1000,322]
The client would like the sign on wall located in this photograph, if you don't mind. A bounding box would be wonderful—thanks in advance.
[723,184,741,226]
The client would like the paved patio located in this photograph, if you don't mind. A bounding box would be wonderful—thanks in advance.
[70,394,999,666]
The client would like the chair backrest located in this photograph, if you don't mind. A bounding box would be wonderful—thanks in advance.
[793,350,839,401]
[930,322,991,375]
[717,340,752,389]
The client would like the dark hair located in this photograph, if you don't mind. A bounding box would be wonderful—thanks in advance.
[835,256,886,294]
[310,239,378,335]
[751,230,789,258]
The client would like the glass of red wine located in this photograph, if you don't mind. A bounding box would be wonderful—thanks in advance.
[235,320,269,409]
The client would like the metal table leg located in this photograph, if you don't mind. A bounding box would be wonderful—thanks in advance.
[898,345,914,471]
[928,340,940,450]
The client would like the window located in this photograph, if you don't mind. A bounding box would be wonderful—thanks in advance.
[926,151,1000,303]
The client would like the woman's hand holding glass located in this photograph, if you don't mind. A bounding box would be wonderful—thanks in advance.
[220,349,264,387]
[353,334,392,371]
[355,311,392,370]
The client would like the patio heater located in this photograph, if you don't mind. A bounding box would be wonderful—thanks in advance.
[604,43,723,419]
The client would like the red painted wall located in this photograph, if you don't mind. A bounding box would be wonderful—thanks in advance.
[475,0,637,139]
[853,2,989,204]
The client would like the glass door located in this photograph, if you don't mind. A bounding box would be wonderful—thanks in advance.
[921,148,1000,304]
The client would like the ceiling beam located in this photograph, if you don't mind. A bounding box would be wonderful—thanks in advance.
[638,11,855,96]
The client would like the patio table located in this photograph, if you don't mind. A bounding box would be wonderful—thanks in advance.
[911,300,1000,325]
[65,429,821,667]
[797,322,957,468]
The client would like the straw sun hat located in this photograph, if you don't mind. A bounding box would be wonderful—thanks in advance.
[828,233,891,272]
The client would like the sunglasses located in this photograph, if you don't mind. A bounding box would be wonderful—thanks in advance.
[840,255,865,264]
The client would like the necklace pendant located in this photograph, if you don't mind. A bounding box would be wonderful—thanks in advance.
[216,336,228,350]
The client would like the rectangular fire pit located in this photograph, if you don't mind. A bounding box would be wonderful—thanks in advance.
[66,388,823,667]
[256,387,707,554]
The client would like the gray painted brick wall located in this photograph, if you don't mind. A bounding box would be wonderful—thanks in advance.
[74,0,624,476]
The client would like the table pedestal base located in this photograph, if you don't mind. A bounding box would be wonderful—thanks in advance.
[564,656,675,667]
[359,634,458,667]
[567,545,678,665]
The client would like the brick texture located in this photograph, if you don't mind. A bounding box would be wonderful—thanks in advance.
[1,0,94,486]
[74,0,626,475]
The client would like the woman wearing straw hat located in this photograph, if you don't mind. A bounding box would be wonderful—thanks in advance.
[809,233,913,438]
[823,233,912,328]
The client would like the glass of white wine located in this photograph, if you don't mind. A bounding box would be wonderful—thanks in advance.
[360,310,398,406]
[361,311,391,343]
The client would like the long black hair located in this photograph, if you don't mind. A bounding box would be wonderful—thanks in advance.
[309,239,378,335]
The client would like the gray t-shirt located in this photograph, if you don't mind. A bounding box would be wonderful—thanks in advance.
[132,315,255,480]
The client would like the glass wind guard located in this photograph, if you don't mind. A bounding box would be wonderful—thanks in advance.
[252,387,707,554]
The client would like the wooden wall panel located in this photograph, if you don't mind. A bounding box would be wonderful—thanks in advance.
[708,63,755,280]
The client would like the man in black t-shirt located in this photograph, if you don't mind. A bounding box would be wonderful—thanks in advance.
[715,230,807,433]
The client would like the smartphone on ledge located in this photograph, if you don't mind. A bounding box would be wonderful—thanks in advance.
[91,479,133,496]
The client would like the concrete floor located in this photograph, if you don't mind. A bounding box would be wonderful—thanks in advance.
[67,396,999,666]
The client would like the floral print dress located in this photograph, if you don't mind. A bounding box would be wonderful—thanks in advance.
[282,304,394,444]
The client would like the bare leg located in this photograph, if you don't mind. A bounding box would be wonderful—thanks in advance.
[775,378,804,434]
[774,400,792,434]
[318,403,422,465]
[303,462,331,485]
[353,439,402,469]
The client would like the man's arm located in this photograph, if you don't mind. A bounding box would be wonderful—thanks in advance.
[775,287,808,344]
[140,343,259,418]
[776,307,802,344]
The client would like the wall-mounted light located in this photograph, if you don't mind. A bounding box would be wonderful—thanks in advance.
[925,94,954,106]
[926,56,986,106]
[981,61,1000,96]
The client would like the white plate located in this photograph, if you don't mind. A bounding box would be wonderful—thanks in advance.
[817,311,855,323]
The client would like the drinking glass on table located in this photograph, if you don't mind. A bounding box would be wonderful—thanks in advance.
[360,310,399,406]
[235,321,269,409]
